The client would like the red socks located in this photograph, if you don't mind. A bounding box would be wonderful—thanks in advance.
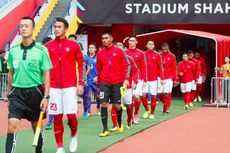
[150,97,157,114]
[162,93,172,111]
[111,106,118,127]
[197,84,202,97]
[134,99,141,115]
[54,114,64,148]
[141,97,149,111]
[191,90,196,101]
[126,104,133,123]
[67,114,78,137]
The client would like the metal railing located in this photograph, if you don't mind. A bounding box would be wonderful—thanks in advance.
[211,77,230,108]
[0,73,8,100]
[1,0,48,50]
[40,0,72,42]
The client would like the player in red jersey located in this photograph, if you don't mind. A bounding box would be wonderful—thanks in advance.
[126,36,147,124]
[159,43,178,114]
[178,52,196,109]
[194,51,207,102]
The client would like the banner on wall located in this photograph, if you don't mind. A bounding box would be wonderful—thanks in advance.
[78,0,230,24]
[76,34,88,54]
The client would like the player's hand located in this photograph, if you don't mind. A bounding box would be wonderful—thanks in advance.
[123,80,129,87]
[203,76,206,83]
[93,77,98,83]
[142,82,146,88]
[77,85,84,96]
[173,81,179,87]
[40,98,48,112]
[179,72,184,76]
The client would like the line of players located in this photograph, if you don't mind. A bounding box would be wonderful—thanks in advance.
[82,34,207,135]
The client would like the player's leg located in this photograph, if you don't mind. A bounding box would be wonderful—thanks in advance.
[149,81,158,119]
[132,80,142,123]
[110,105,118,131]
[49,88,65,152]
[123,89,133,129]
[63,87,79,152]
[142,82,149,119]
[87,86,93,116]
[45,114,54,130]
[5,88,24,153]
[181,83,189,109]
[162,79,173,114]
[82,86,89,119]
[111,83,123,132]
[99,83,110,137]
[186,82,193,107]
[191,80,197,102]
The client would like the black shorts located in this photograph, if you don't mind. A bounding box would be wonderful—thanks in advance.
[8,85,46,122]
[99,82,122,104]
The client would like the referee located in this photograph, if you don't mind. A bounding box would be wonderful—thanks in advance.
[5,17,52,153]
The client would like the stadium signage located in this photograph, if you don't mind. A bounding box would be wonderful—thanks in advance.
[78,0,230,24]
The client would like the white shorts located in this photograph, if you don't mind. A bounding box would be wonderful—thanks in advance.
[191,80,197,90]
[143,80,158,96]
[161,79,173,94]
[122,89,133,105]
[180,82,192,93]
[49,87,78,115]
[133,80,144,96]
[197,76,202,84]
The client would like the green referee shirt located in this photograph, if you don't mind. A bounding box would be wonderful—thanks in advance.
[8,41,52,88]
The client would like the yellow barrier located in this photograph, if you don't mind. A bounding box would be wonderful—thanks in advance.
[66,15,82,36]
[33,0,58,39]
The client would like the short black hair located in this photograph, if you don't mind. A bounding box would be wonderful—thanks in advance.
[102,31,112,36]
[194,50,200,54]
[129,35,137,40]
[147,39,154,43]
[89,42,97,48]
[182,52,188,56]
[187,50,194,54]
[68,34,77,40]
[21,16,35,27]
[55,17,69,28]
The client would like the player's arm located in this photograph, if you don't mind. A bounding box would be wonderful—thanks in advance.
[141,53,147,82]
[7,69,14,97]
[158,54,163,79]
[40,70,50,112]
[172,56,178,82]
[96,54,101,87]
[121,51,130,86]
[74,43,85,96]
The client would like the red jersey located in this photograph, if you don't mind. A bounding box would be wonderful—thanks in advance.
[160,51,177,81]
[127,56,139,89]
[196,57,206,76]
[178,61,196,83]
[126,48,147,82]
[96,44,130,86]
[45,37,84,88]
[145,50,163,81]
[190,58,201,80]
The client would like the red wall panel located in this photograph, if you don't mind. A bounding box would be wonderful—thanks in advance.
[0,0,38,49]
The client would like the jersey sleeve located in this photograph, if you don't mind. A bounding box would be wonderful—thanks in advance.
[74,43,85,86]
[121,51,130,81]
[141,53,147,82]
[7,51,14,69]
[172,55,178,81]
[157,54,163,79]
[96,53,102,87]
[41,47,52,71]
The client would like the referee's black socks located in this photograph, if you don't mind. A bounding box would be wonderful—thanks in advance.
[5,133,16,153]
[116,107,123,128]
[35,133,44,153]
[101,107,108,132]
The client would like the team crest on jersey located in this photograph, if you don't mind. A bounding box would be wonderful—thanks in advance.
[188,66,190,68]
[153,56,156,59]
[65,48,70,52]
[168,57,170,60]
[113,53,116,56]
[135,55,138,58]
